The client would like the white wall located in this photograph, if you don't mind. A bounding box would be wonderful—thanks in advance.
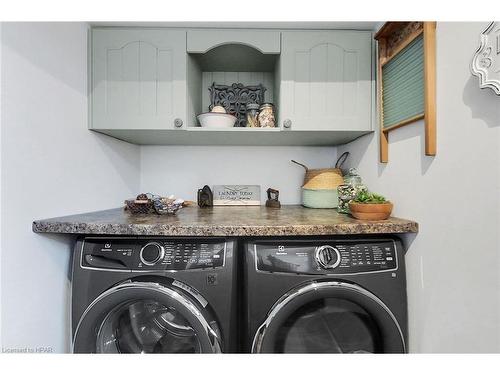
[140,146,337,204]
[0,23,141,353]
[338,22,500,353]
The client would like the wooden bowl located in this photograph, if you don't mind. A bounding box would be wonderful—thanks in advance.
[349,202,393,220]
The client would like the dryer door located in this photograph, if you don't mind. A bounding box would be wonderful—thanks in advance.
[252,281,405,353]
[73,281,222,353]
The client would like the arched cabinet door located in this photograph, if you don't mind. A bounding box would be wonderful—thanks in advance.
[91,28,187,130]
[187,29,281,54]
[279,31,373,131]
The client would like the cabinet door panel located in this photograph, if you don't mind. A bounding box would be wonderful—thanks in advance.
[91,29,186,130]
[280,31,373,131]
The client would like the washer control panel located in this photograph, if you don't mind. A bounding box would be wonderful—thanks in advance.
[82,238,226,271]
[255,240,397,274]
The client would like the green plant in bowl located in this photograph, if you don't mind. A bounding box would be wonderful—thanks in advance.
[349,191,393,220]
[352,191,388,204]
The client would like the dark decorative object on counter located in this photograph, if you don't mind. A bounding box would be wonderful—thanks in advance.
[208,82,266,127]
[197,185,213,207]
[124,193,155,214]
[265,188,281,208]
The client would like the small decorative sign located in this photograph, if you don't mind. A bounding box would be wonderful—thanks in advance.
[213,185,261,206]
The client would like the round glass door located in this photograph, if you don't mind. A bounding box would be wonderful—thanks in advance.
[274,297,381,353]
[97,299,201,353]
[73,282,222,353]
[253,281,405,354]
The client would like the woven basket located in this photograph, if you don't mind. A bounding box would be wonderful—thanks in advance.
[292,160,344,190]
[303,168,344,189]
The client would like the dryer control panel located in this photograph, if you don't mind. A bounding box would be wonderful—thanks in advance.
[81,238,226,271]
[255,240,397,274]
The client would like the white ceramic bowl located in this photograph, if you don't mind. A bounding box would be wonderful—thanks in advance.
[197,112,237,128]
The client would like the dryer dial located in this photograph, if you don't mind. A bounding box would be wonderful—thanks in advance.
[315,245,341,269]
[140,242,165,266]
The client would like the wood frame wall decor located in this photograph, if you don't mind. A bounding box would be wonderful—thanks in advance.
[375,22,437,163]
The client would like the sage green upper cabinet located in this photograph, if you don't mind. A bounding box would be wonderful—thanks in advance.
[280,31,373,131]
[89,27,375,145]
[91,29,187,130]
[187,29,280,54]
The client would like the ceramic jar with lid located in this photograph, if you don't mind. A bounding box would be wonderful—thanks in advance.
[337,168,367,214]
[258,103,276,128]
[246,103,260,127]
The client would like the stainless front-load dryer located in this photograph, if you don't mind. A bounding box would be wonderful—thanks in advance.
[71,237,238,353]
[243,236,408,353]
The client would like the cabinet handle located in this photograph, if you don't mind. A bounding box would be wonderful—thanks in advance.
[283,119,292,129]
[174,118,183,128]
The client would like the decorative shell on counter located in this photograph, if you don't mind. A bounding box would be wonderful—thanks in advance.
[152,195,185,215]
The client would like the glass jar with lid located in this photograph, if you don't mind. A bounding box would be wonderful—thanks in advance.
[258,103,276,128]
[246,103,260,127]
[337,168,367,214]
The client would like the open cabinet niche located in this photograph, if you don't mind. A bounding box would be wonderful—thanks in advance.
[187,43,281,128]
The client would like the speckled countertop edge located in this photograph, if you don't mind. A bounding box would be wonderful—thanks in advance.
[32,206,418,236]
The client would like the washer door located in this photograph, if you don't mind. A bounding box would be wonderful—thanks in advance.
[73,281,222,353]
[252,281,405,353]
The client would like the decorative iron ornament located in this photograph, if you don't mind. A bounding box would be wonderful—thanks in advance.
[208,83,266,127]
[471,22,500,96]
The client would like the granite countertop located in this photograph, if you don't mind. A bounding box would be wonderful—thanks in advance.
[32,205,418,236]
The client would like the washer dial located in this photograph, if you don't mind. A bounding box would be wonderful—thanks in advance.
[315,245,341,269]
[140,242,165,266]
